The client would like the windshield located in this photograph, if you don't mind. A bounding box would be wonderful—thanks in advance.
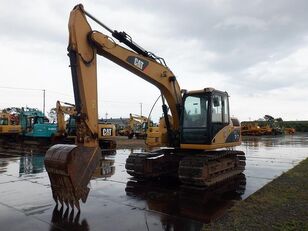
[183,94,208,128]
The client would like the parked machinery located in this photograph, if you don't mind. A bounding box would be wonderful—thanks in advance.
[19,107,57,139]
[0,107,56,143]
[284,127,295,135]
[118,113,149,139]
[129,114,150,139]
[44,5,244,209]
[241,122,272,136]
[56,100,116,149]
[0,110,21,138]
[241,115,294,136]
[55,101,77,138]
[98,122,116,149]
[264,115,295,135]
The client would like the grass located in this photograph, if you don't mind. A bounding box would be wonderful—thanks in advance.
[203,157,308,231]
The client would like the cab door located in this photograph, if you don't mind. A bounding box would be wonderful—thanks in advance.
[209,93,230,141]
[181,94,210,144]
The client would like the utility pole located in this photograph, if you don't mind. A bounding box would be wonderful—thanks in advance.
[140,102,142,117]
[105,112,108,121]
[43,89,46,115]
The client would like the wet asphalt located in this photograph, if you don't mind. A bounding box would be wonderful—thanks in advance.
[0,133,307,231]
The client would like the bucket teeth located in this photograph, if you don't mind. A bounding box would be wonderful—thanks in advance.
[58,196,64,206]
[69,200,74,210]
[69,209,75,223]
[52,193,58,204]
[64,199,69,207]
[59,205,64,215]
[81,188,90,203]
[74,200,80,211]
[63,207,69,220]
[74,210,81,223]
[51,185,89,210]
[51,204,82,226]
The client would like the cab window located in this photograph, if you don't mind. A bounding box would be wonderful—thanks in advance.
[223,96,229,123]
[212,96,223,123]
[212,95,229,123]
[183,95,208,128]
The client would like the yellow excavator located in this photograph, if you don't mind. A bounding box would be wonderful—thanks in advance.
[118,113,149,139]
[55,101,77,138]
[44,4,245,210]
[0,111,21,137]
[55,100,116,149]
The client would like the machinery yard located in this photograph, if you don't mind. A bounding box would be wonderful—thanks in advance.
[0,134,307,230]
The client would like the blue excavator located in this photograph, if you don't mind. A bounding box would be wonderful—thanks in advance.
[19,107,57,139]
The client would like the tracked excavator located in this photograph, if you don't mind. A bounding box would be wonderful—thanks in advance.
[55,100,116,149]
[55,101,77,138]
[44,4,245,210]
[121,113,149,139]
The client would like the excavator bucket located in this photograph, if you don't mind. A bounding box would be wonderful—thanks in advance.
[44,144,100,210]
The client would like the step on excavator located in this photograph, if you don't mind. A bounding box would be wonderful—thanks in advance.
[44,4,245,210]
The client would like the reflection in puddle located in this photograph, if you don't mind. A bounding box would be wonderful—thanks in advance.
[50,205,89,231]
[92,154,116,179]
[242,134,308,148]
[19,154,45,175]
[126,174,246,223]
[0,158,10,173]
[23,204,52,216]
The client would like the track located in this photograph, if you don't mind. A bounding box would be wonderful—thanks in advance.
[178,150,246,186]
[125,150,181,179]
[125,149,245,186]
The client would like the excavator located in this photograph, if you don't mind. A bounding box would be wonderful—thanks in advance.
[55,101,77,138]
[118,113,149,139]
[128,113,150,139]
[55,100,116,149]
[44,4,245,210]
[0,111,21,138]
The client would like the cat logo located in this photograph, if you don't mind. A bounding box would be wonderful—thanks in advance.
[134,58,144,69]
[126,56,149,71]
[101,128,113,137]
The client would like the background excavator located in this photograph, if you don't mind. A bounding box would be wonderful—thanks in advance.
[0,110,21,138]
[44,4,245,210]
[118,113,150,139]
[55,100,117,149]
[55,101,77,138]
[128,113,150,139]
[19,107,57,140]
[0,107,57,142]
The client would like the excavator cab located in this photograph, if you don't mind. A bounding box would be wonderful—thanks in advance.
[181,88,240,149]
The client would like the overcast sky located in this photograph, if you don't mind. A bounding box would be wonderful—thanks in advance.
[0,0,307,122]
